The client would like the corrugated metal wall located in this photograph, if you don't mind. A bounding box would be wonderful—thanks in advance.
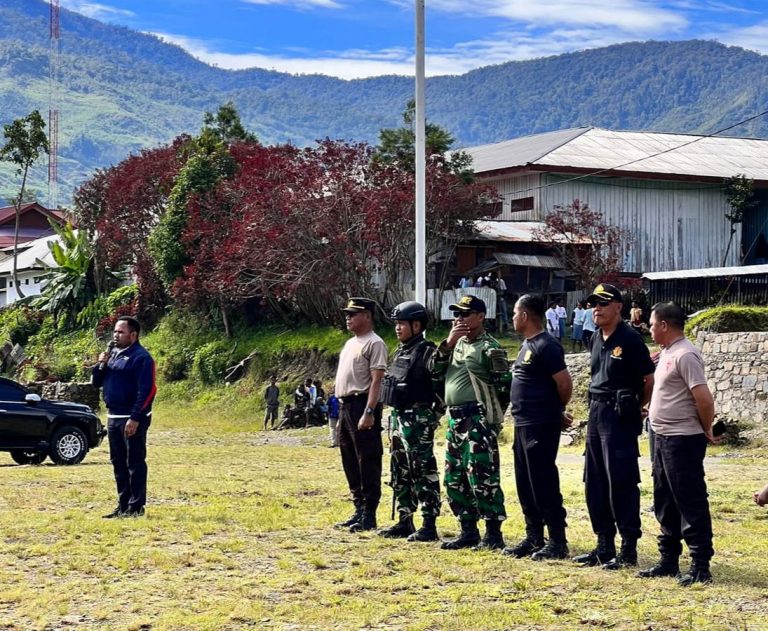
[487,173,739,274]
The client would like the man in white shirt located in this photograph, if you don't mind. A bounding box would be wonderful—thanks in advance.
[545,302,560,340]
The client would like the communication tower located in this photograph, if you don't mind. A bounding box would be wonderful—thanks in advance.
[48,0,60,210]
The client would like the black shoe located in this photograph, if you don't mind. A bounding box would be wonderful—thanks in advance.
[602,553,638,570]
[350,513,377,533]
[377,516,415,539]
[502,536,545,558]
[473,520,505,551]
[441,523,481,550]
[677,563,713,587]
[334,509,363,529]
[573,544,616,567]
[532,540,569,561]
[102,507,125,519]
[408,516,439,542]
[637,561,679,578]
[124,507,145,518]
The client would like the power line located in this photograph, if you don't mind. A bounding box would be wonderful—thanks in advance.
[493,109,768,200]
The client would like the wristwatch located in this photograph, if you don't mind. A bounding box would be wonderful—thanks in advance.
[364,406,375,415]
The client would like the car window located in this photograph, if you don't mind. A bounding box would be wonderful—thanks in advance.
[0,382,27,402]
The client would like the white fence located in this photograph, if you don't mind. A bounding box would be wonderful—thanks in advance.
[426,287,498,321]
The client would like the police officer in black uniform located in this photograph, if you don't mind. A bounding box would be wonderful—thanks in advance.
[574,283,655,570]
[378,301,442,542]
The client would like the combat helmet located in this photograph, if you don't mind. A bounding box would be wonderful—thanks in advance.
[391,301,429,327]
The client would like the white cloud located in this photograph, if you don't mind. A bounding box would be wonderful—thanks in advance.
[391,0,686,33]
[716,20,768,54]
[151,20,659,80]
[59,0,135,20]
[241,0,344,8]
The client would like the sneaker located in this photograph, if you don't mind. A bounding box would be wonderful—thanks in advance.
[531,540,569,561]
[502,537,545,558]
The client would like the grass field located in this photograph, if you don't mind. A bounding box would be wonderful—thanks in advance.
[0,395,767,631]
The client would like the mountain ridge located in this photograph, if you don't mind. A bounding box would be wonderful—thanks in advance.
[1,0,768,204]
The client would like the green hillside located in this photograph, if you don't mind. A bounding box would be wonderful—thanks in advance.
[2,0,768,204]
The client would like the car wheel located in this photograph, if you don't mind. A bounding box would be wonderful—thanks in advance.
[10,450,47,465]
[49,425,88,465]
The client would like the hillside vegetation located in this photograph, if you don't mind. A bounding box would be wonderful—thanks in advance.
[2,0,768,201]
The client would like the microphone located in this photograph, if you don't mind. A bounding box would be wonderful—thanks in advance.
[100,340,116,369]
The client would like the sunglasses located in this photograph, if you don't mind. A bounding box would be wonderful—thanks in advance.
[453,311,477,318]
[593,300,612,307]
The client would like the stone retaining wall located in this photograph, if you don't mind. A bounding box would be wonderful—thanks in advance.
[696,331,768,422]
[26,381,101,411]
[563,332,768,424]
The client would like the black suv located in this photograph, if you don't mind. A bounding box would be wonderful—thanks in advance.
[0,377,106,465]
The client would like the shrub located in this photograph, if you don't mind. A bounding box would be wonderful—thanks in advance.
[685,305,768,337]
[0,306,45,346]
[192,340,236,385]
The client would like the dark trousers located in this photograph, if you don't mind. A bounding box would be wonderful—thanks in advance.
[584,400,641,541]
[339,397,383,514]
[107,417,149,512]
[513,423,567,537]
[653,433,713,563]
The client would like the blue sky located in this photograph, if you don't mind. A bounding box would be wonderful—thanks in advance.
[59,0,768,79]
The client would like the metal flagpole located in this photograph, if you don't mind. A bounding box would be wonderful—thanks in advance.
[414,0,426,304]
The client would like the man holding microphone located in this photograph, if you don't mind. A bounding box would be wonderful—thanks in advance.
[93,316,156,519]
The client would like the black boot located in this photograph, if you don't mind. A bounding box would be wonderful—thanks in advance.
[334,507,363,529]
[408,515,439,542]
[350,511,377,533]
[502,528,544,558]
[573,534,616,566]
[677,560,713,586]
[377,515,415,539]
[602,538,638,570]
[637,556,679,579]
[474,520,505,551]
[440,521,481,550]
[532,526,569,561]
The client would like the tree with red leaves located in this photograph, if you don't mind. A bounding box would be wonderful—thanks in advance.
[533,199,634,292]
[73,138,187,317]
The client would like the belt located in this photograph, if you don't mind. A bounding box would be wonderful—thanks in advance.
[448,402,484,418]
[338,392,368,404]
[589,393,616,403]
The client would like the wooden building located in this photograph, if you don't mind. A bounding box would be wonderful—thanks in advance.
[460,127,768,278]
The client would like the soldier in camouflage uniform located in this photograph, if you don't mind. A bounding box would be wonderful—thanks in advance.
[378,301,442,542]
[431,295,511,550]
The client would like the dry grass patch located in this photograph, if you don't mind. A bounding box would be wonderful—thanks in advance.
[0,399,766,630]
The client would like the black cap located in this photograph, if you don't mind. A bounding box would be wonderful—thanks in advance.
[586,283,623,304]
[341,297,376,314]
[448,294,487,314]
[391,301,428,324]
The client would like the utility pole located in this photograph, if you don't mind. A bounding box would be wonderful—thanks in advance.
[414,0,426,304]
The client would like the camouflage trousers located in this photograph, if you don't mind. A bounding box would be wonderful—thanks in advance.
[389,408,441,518]
[444,409,506,523]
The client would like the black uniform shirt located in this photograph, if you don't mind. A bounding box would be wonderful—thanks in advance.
[589,320,655,396]
[510,331,566,426]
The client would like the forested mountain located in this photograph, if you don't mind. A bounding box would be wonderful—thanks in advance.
[2,0,768,204]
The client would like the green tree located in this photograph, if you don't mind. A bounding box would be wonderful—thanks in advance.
[0,110,49,299]
[32,222,118,328]
[723,174,757,266]
[375,99,473,181]
[148,103,256,290]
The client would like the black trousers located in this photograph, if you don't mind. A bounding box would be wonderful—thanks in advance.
[653,433,714,563]
[513,423,567,537]
[584,400,641,541]
[339,397,383,514]
[107,417,150,512]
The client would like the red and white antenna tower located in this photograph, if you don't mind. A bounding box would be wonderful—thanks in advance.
[48,0,60,210]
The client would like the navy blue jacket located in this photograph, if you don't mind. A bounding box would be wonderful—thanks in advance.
[92,342,156,422]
